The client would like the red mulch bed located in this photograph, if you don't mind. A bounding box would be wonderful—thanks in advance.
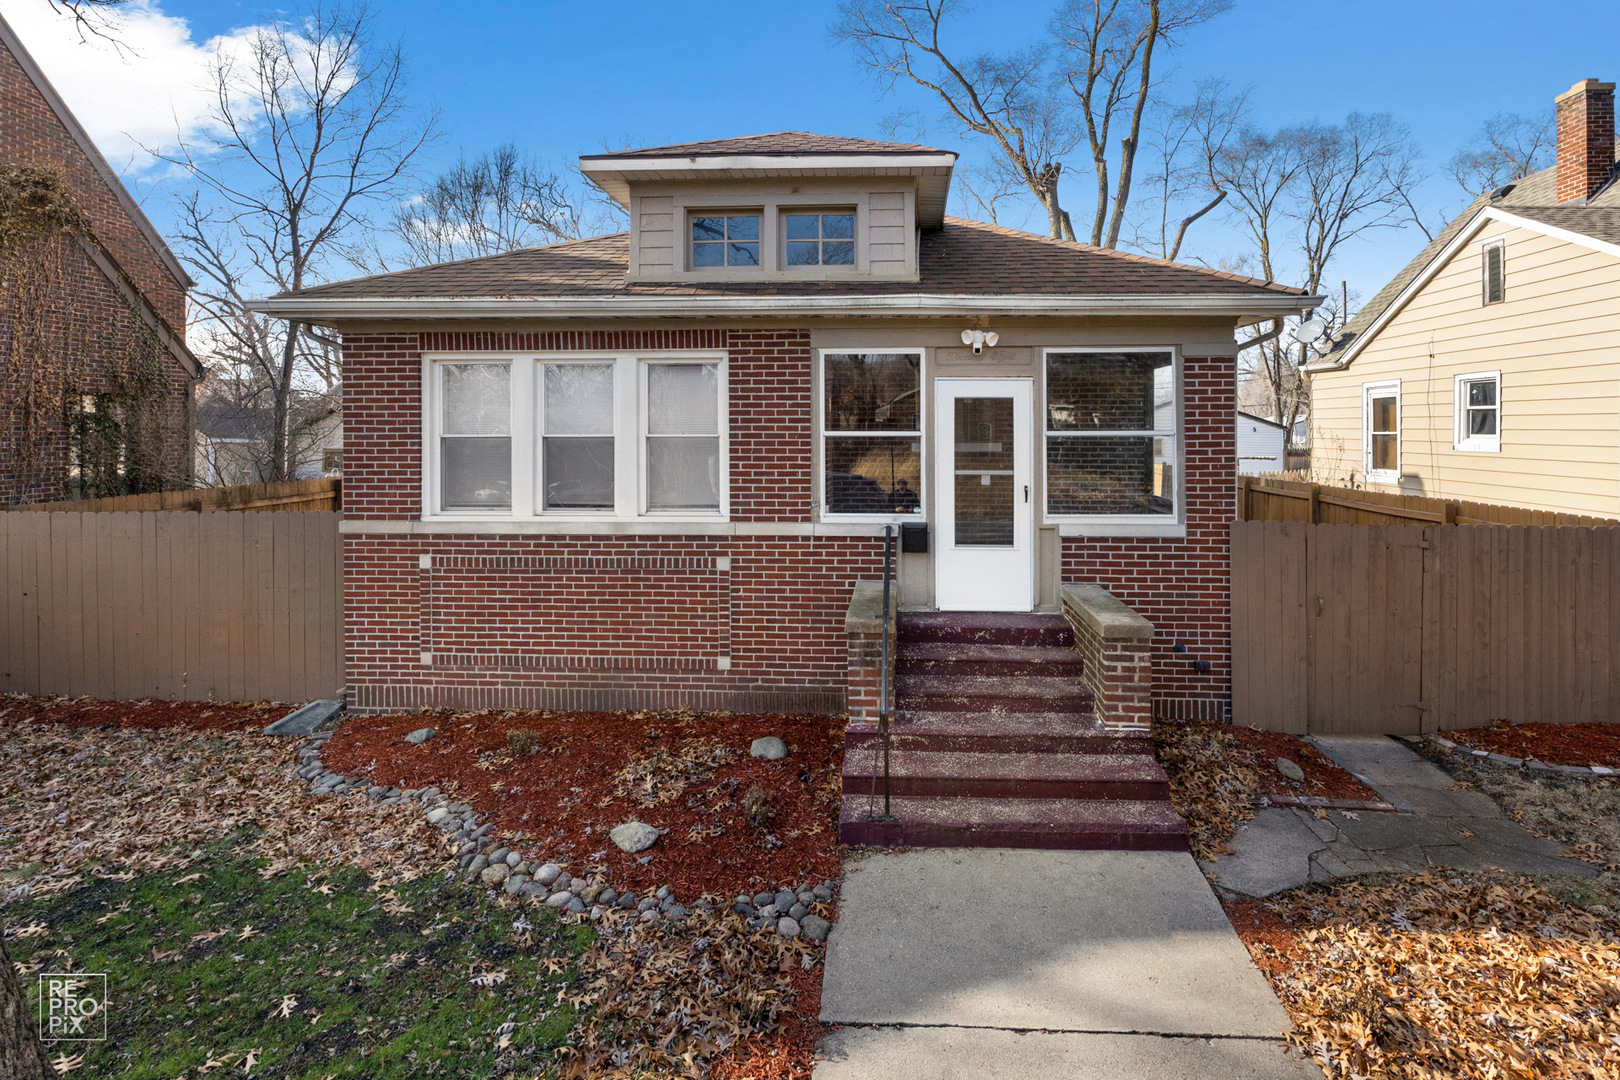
[1221,896,1304,980]
[320,708,847,901]
[1223,724,1386,803]
[711,964,828,1080]
[1443,721,1620,769]
[0,695,285,732]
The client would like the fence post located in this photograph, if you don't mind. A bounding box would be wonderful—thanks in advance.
[1240,475,1253,521]
[1308,484,1321,524]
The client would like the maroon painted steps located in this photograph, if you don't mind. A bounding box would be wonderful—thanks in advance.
[838,609,1187,853]
[843,749,1169,801]
[839,794,1188,851]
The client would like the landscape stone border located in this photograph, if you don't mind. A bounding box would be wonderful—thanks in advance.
[1427,734,1618,779]
[289,730,838,941]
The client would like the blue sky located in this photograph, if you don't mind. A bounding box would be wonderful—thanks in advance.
[6,0,1620,304]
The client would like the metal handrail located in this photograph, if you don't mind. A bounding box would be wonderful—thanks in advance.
[879,525,894,818]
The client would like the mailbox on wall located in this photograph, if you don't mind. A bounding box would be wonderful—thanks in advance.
[900,522,928,553]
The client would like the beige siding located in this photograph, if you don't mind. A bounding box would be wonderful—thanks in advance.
[868,190,909,274]
[1309,221,1620,517]
[635,194,676,273]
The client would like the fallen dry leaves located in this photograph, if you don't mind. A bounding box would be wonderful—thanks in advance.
[1152,717,1264,859]
[1235,873,1620,1079]
[0,716,449,902]
[559,905,809,1080]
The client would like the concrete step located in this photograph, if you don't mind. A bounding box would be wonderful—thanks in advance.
[846,711,1126,754]
[896,672,1091,714]
[842,748,1170,801]
[838,794,1188,851]
[898,612,1073,648]
[899,642,1085,677]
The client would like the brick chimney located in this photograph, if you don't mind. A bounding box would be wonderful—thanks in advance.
[1556,78,1616,203]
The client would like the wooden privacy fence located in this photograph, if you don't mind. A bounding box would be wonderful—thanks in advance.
[1,511,343,703]
[3,477,342,514]
[1240,474,1620,527]
[1232,520,1620,734]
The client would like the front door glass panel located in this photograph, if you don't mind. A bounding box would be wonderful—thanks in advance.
[953,397,1015,546]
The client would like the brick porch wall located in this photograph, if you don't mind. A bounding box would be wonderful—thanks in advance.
[341,328,883,713]
[1060,354,1237,722]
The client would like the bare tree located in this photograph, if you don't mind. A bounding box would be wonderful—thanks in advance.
[390,143,585,265]
[1126,77,1244,259]
[835,1,1080,238]
[1,933,52,1080]
[162,2,435,481]
[1051,0,1230,247]
[1446,111,1555,197]
[1213,112,1424,440]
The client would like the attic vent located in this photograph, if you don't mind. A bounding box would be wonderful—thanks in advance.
[1481,239,1505,305]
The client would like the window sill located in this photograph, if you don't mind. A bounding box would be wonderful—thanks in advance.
[347,519,895,537]
[1365,471,1401,485]
[1054,521,1186,539]
[1452,441,1500,453]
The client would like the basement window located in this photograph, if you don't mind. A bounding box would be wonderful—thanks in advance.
[1482,239,1505,305]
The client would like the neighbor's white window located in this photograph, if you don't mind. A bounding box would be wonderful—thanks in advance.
[1043,349,1178,520]
[1362,381,1401,483]
[819,351,923,518]
[691,214,760,267]
[439,361,512,511]
[1453,371,1500,453]
[427,354,727,519]
[1482,238,1505,305]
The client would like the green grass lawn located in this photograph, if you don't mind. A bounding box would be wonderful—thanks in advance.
[7,833,592,1078]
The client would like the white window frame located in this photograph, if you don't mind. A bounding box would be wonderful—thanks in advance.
[688,211,763,270]
[1482,237,1506,305]
[537,358,619,514]
[1362,380,1401,484]
[1040,346,1184,531]
[782,209,858,269]
[421,351,728,522]
[1453,370,1501,453]
[815,348,926,523]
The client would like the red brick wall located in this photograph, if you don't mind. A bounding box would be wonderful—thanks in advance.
[1059,355,1236,722]
[0,31,187,328]
[1555,80,1616,205]
[340,327,876,712]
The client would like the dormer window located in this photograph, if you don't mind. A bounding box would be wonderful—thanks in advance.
[785,212,855,266]
[691,214,760,267]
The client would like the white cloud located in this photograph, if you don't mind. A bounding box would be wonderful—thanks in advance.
[0,0,270,179]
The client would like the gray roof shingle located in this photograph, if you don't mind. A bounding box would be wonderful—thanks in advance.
[274,217,1306,303]
[580,131,951,159]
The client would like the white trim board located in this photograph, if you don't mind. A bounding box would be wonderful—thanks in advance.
[1307,205,1620,374]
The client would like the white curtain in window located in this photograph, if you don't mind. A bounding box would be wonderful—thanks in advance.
[545,364,614,434]
[443,364,510,434]
[646,364,719,510]
[543,363,614,509]
[441,363,511,510]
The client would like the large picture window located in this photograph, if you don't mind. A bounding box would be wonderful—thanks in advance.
[821,351,923,517]
[1044,350,1175,518]
[427,354,726,519]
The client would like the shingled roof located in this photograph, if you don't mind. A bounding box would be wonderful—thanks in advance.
[580,132,951,159]
[264,217,1307,314]
[1315,164,1620,368]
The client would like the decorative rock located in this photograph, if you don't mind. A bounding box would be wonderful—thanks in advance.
[758,904,778,919]
[467,854,489,876]
[505,851,522,868]
[535,863,561,886]
[1276,757,1306,783]
[734,902,755,917]
[801,914,832,941]
[469,824,492,839]
[775,890,795,911]
[750,736,788,760]
[666,903,687,920]
[480,862,510,886]
[611,821,659,853]
[639,909,659,922]
[488,847,510,865]
[404,727,436,744]
[777,917,802,938]
[512,861,530,876]
[504,874,529,895]
[598,887,617,906]
[753,892,775,908]
[567,896,586,913]
[546,892,572,908]
[581,884,602,904]
[520,882,547,899]
[569,878,585,895]
[638,897,659,913]
[655,885,671,899]
[789,902,808,921]
[617,892,636,909]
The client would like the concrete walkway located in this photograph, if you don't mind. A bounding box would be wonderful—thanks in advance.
[816,849,1317,1079]
[1201,735,1595,899]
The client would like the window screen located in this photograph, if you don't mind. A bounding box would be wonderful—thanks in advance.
[440,363,511,511]
[646,363,721,510]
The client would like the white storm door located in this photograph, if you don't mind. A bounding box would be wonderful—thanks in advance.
[934,378,1034,611]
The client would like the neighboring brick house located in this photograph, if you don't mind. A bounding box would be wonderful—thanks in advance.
[254,132,1316,728]
[0,13,197,504]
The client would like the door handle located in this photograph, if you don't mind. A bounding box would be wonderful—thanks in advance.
[1024,484,1030,504]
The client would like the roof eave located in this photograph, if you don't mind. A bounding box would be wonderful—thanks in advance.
[246,291,1321,322]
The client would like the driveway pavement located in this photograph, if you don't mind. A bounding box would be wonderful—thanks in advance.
[815,848,1317,1079]
[1201,735,1594,899]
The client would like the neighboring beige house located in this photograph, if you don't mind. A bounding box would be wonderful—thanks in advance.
[1306,78,1620,516]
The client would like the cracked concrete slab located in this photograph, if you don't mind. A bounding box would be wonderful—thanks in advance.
[819,848,1292,1037]
[1310,735,1501,817]
[1200,809,1325,899]
[816,1026,1320,1080]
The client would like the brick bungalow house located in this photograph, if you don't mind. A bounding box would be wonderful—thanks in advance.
[255,133,1318,848]
[0,12,198,505]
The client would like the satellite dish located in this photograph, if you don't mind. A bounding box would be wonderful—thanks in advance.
[1295,318,1328,345]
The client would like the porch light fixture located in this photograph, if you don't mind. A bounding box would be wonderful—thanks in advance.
[960,328,999,355]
